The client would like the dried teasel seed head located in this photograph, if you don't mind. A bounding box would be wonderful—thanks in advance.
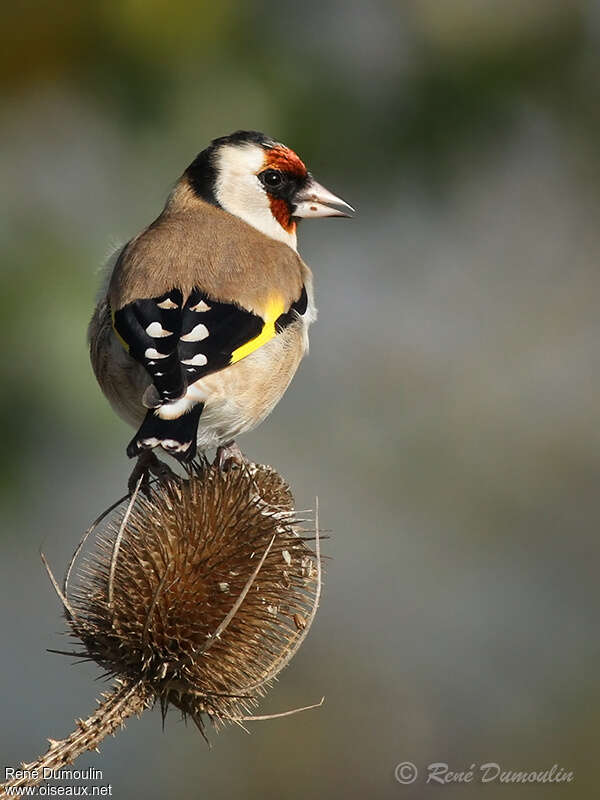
[65,461,321,733]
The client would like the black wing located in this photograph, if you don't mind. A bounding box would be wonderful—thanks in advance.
[113,288,264,407]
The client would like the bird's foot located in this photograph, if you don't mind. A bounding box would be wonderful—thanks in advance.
[128,450,177,496]
[214,440,246,471]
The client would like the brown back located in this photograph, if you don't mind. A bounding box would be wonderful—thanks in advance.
[109,185,308,316]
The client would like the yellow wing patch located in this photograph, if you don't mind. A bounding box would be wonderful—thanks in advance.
[230,296,286,364]
[111,309,130,352]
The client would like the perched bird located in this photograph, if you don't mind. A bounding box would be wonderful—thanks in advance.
[89,130,353,486]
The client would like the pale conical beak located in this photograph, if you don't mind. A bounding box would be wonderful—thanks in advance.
[292,179,355,219]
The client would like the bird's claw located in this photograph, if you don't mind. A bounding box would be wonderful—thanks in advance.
[128,451,177,496]
[214,441,246,471]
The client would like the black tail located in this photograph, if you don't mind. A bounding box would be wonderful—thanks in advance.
[127,404,204,463]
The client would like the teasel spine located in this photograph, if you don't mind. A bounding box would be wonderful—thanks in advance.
[0,461,323,794]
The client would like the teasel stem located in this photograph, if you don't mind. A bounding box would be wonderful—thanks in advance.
[0,680,151,795]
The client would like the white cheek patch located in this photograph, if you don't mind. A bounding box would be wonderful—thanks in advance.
[214,143,298,251]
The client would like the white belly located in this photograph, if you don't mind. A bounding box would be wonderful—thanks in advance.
[158,322,308,448]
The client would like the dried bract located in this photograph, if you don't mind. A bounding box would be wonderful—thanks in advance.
[0,460,322,794]
[67,461,321,731]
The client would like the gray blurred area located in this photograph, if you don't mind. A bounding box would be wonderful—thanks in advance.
[1,1,599,797]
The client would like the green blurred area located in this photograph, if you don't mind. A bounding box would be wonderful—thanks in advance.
[1,0,596,495]
[1,2,599,798]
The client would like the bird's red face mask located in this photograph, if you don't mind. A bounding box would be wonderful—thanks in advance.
[258,145,354,233]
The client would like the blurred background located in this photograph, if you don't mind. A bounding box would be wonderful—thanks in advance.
[1,1,599,797]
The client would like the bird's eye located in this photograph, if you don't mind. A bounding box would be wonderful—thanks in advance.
[259,169,284,189]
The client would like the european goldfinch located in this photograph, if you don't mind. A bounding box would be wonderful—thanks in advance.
[89,130,352,481]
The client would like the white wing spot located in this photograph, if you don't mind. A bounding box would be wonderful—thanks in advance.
[181,353,208,367]
[145,347,169,360]
[157,298,178,309]
[190,300,211,312]
[146,322,172,338]
[180,323,209,342]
